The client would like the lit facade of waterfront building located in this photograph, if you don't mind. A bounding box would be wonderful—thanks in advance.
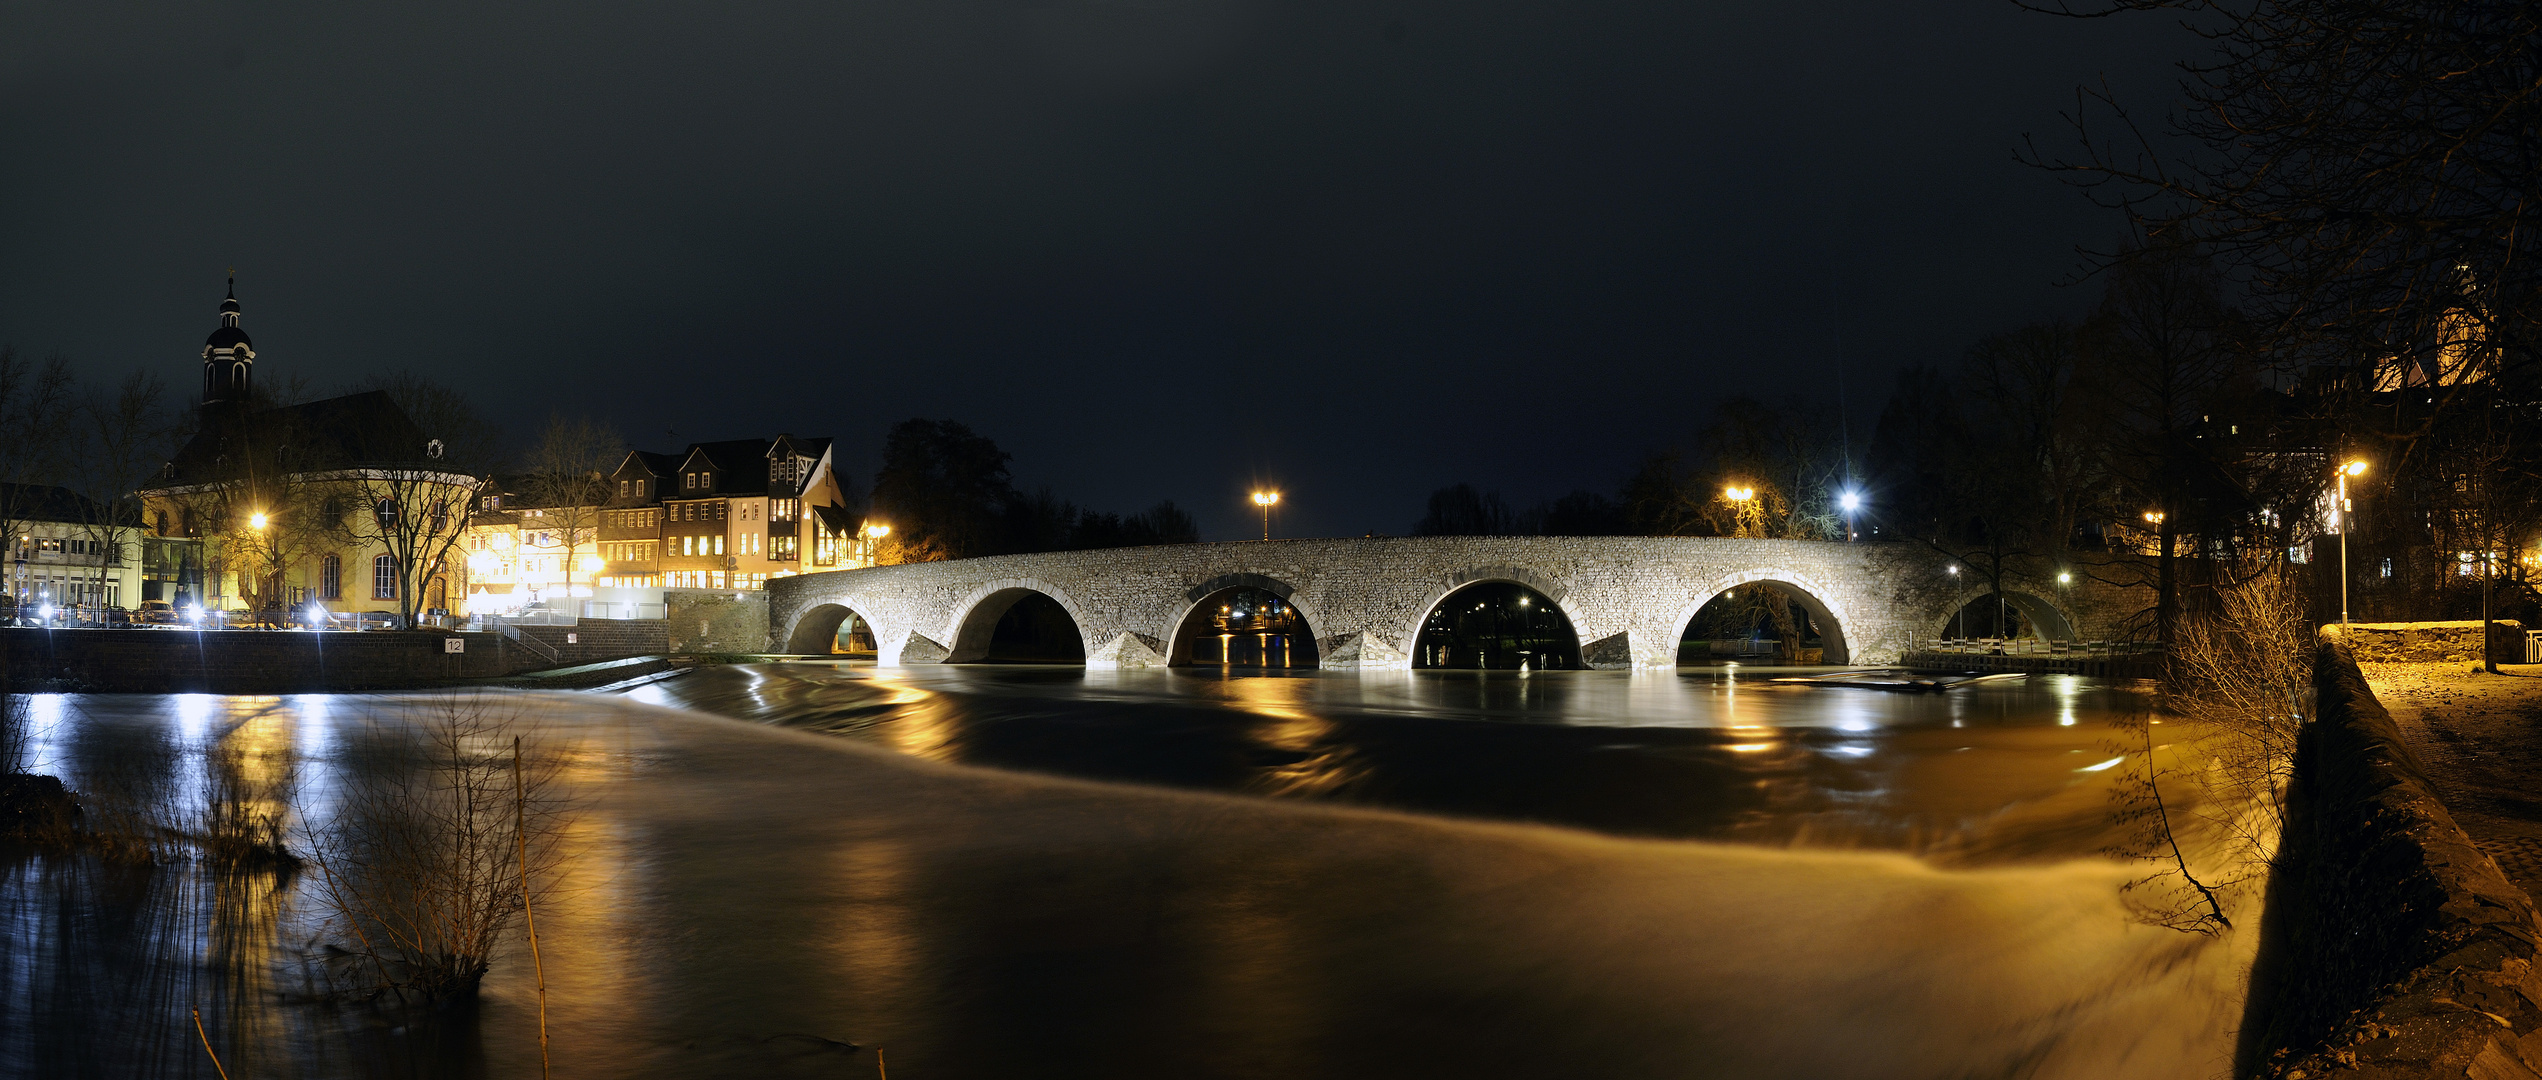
[1,484,146,612]
[134,283,478,623]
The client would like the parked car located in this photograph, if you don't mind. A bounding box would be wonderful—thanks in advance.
[136,600,179,627]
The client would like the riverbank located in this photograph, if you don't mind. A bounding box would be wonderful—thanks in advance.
[2361,660,2542,898]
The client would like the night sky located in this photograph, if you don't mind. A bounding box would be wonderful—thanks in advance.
[2,1,2185,540]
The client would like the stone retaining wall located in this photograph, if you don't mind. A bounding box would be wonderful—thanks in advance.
[2341,620,2528,664]
[0,622,671,693]
[2247,631,2542,1077]
[666,589,770,653]
[0,628,521,692]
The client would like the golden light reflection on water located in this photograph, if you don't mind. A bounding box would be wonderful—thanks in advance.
[824,838,924,1006]
[861,672,963,761]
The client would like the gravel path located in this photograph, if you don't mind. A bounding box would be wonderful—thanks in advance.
[2360,661,2542,899]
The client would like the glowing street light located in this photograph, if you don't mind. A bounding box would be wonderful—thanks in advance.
[1838,490,1862,541]
[579,554,604,576]
[2337,459,2370,626]
[1252,491,1280,541]
[1724,486,1755,502]
[865,522,891,539]
[249,511,268,530]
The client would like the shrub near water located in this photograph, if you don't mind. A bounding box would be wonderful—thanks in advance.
[302,692,570,1001]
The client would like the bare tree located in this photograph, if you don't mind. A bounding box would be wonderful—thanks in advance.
[0,348,75,603]
[70,372,176,611]
[322,376,493,625]
[302,693,569,1000]
[521,414,621,597]
[2028,0,2540,401]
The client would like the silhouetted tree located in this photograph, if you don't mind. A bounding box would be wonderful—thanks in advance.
[1412,484,1517,536]
[870,419,1018,560]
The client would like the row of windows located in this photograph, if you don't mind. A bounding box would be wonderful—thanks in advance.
[11,536,120,559]
[606,509,660,530]
[305,554,399,601]
[661,570,771,590]
[602,542,659,563]
[669,501,727,523]
[674,534,726,557]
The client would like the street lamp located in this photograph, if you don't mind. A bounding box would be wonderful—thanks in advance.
[1252,491,1280,541]
[249,511,268,530]
[1838,490,1862,541]
[2338,459,2368,626]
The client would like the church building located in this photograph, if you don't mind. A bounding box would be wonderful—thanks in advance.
[135,280,481,626]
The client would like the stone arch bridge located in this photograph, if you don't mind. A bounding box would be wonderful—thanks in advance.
[766,537,2140,670]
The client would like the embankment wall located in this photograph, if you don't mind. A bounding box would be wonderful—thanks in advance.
[2341,620,2527,664]
[0,622,667,693]
[2249,633,2542,1077]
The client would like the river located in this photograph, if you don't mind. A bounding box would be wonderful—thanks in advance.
[1,664,2259,1079]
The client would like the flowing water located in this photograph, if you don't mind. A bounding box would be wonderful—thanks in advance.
[0,665,2260,1079]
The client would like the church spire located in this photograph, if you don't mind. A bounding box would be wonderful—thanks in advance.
[202,274,255,415]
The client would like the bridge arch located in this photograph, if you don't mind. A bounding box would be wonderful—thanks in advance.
[1165,573,1324,667]
[1933,588,2078,642]
[1670,571,1854,665]
[1407,569,1585,669]
[782,601,880,656]
[943,578,1092,663]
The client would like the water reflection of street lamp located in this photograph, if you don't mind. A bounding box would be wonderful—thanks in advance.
[1252,491,1280,541]
[2337,460,2369,626]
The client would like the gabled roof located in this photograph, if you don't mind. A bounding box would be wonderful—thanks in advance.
[0,483,112,525]
[157,390,439,486]
[809,502,858,536]
[612,450,678,480]
[673,439,774,496]
[769,434,833,462]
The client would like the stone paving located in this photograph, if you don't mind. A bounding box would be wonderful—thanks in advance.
[2362,661,2542,900]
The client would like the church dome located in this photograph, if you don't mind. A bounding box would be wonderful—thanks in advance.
[205,277,251,350]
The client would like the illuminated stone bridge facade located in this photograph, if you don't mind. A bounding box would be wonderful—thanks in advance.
[765,536,2141,670]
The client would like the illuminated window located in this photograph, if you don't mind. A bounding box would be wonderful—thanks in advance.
[372,554,398,600]
[321,555,342,600]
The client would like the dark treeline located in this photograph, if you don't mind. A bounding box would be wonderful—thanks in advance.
[866,418,1197,563]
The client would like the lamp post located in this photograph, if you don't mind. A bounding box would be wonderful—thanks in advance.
[1252,491,1280,541]
[863,522,890,567]
[2337,460,2368,626]
[1838,490,1862,542]
[1724,485,1756,538]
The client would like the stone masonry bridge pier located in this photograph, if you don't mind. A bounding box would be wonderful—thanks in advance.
[766,536,2139,670]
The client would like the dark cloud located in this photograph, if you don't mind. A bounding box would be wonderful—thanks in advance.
[0,0,2186,538]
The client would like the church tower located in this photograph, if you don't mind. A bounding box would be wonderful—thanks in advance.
[201,276,254,416]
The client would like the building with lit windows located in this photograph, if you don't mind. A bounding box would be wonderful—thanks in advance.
[134,281,477,625]
[600,434,870,602]
[2,484,146,617]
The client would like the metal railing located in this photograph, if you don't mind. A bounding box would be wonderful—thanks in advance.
[479,616,561,664]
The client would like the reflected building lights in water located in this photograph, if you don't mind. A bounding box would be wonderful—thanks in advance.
[173,693,218,742]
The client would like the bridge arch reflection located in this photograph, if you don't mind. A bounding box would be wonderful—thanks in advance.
[1171,583,1320,668]
[947,583,1089,664]
[1412,580,1582,669]
[1669,575,1852,665]
[784,602,879,657]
